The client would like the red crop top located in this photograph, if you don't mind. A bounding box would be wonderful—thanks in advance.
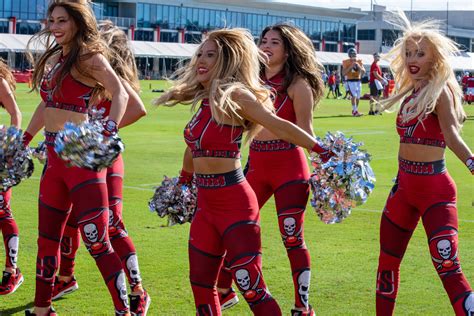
[263,71,297,124]
[40,55,93,114]
[396,91,446,148]
[184,99,243,158]
[90,99,111,119]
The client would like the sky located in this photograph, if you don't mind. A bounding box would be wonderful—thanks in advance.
[276,0,474,11]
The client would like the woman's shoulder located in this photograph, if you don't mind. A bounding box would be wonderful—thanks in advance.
[288,76,311,94]
[79,51,107,68]
[0,77,10,92]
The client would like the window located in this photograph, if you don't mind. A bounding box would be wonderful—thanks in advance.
[135,30,154,41]
[449,36,470,51]
[341,23,355,42]
[322,21,338,42]
[160,31,178,43]
[0,21,8,33]
[357,29,375,41]
[325,43,338,52]
[382,29,401,47]
[185,32,201,44]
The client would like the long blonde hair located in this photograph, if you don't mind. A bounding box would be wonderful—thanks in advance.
[382,11,465,129]
[259,23,325,108]
[0,59,16,93]
[27,0,106,94]
[154,28,273,141]
[91,20,140,103]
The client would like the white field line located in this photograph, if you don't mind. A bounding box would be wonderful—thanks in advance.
[29,179,474,223]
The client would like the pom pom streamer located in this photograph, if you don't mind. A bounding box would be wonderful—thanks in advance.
[149,175,197,226]
[54,121,124,171]
[310,131,376,224]
[30,141,47,165]
[0,126,34,190]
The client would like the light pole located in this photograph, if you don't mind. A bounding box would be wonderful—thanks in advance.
[446,1,449,35]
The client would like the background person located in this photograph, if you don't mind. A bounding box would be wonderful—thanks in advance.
[342,48,365,117]
[52,21,150,316]
[0,59,23,296]
[326,71,336,99]
[375,11,473,316]
[24,1,130,315]
[154,28,331,316]
[369,52,386,115]
[216,23,324,316]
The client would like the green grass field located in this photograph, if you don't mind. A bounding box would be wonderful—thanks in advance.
[1,81,473,315]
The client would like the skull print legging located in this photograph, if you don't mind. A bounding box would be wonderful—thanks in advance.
[376,161,473,315]
[34,145,128,313]
[59,154,143,290]
[0,188,19,269]
[217,143,312,310]
[189,169,282,316]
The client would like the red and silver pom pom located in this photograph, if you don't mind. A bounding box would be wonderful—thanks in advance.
[0,126,34,189]
[54,121,124,171]
[149,175,197,226]
[30,141,47,164]
[309,131,376,224]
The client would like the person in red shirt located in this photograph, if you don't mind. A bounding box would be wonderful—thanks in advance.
[326,71,336,99]
[461,72,470,94]
[369,52,386,115]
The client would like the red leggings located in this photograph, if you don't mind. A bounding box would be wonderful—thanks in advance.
[218,142,311,309]
[35,146,128,313]
[59,155,142,289]
[376,160,472,315]
[190,169,281,316]
[0,189,19,269]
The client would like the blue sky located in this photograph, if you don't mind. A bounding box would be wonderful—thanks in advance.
[275,0,473,11]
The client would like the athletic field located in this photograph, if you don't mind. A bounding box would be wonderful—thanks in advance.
[1,81,473,315]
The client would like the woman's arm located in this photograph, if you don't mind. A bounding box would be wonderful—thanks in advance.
[0,79,21,128]
[22,101,46,146]
[237,89,318,151]
[87,54,128,129]
[437,87,473,166]
[288,77,315,138]
[178,147,194,184]
[118,80,147,129]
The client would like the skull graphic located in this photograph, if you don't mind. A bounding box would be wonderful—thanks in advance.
[108,210,114,226]
[464,293,474,316]
[8,235,19,265]
[0,194,4,207]
[437,239,452,259]
[126,255,141,282]
[235,269,251,291]
[84,223,99,242]
[298,270,311,307]
[115,271,129,307]
[283,217,296,236]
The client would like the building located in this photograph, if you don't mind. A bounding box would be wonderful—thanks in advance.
[0,1,472,77]
[357,5,474,54]
[0,0,366,76]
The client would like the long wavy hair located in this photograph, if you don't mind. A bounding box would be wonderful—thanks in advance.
[154,28,273,141]
[382,11,465,129]
[27,0,107,94]
[0,59,16,93]
[259,23,325,108]
[91,20,140,103]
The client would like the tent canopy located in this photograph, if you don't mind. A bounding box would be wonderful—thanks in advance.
[1,33,473,71]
